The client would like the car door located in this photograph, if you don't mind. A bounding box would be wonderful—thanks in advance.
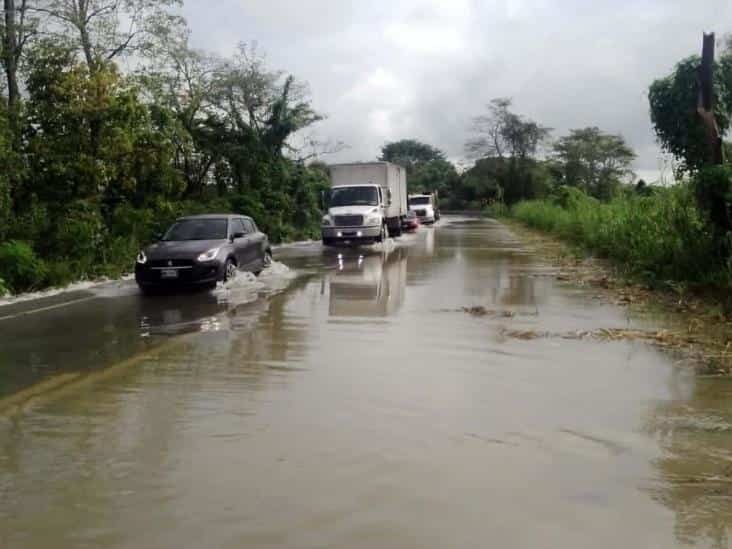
[229,218,249,267]
[242,218,264,267]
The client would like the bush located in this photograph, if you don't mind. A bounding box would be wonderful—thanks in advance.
[0,241,48,293]
[0,277,8,297]
[511,184,720,286]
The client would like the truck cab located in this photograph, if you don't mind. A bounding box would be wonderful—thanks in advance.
[321,184,387,245]
[327,248,407,317]
[408,193,440,224]
[322,162,408,246]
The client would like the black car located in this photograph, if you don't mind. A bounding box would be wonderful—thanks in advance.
[135,214,272,293]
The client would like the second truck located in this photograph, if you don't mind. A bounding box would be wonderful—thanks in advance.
[321,162,408,246]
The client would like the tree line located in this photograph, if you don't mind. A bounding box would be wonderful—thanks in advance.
[380,99,636,211]
[0,0,330,293]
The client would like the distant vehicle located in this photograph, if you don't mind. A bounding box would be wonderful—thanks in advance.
[135,214,272,294]
[402,210,420,231]
[321,162,408,246]
[408,191,440,224]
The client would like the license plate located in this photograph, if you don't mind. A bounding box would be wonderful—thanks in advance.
[160,269,178,279]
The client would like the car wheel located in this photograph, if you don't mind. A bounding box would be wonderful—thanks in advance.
[254,250,272,276]
[223,258,237,282]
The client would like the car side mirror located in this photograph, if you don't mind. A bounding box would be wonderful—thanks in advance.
[231,231,245,240]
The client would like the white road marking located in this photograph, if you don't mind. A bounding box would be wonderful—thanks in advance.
[0,296,97,322]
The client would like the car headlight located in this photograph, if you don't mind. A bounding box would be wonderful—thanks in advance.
[322,215,332,226]
[136,250,147,264]
[196,247,220,262]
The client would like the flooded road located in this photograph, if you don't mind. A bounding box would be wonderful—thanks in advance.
[2,217,732,548]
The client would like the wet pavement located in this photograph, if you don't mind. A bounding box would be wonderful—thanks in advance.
[2,217,732,548]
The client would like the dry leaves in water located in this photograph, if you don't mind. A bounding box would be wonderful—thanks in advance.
[498,327,716,351]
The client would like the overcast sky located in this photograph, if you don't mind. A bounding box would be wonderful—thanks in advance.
[181,0,732,180]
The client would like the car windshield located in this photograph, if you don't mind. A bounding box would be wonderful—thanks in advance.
[163,219,228,241]
[409,196,430,205]
[329,186,379,207]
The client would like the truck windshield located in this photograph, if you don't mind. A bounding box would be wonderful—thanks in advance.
[409,196,430,205]
[329,186,379,207]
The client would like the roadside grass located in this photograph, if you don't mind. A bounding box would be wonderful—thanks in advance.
[510,185,732,292]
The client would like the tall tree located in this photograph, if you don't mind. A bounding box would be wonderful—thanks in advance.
[649,55,731,174]
[379,138,445,170]
[35,0,183,73]
[465,98,512,159]
[1,0,37,130]
[552,127,635,199]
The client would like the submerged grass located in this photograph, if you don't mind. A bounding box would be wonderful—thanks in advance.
[510,185,731,290]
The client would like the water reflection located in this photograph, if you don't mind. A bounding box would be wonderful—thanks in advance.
[327,247,408,317]
[644,376,732,548]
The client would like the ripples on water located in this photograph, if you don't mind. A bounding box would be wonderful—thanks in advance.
[2,219,732,548]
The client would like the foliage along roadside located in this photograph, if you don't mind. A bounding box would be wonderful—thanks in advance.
[0,3,330,295]
[508,186,731,295]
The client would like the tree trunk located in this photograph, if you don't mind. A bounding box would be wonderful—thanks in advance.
[3,0,20,128]
[697,32,723,165]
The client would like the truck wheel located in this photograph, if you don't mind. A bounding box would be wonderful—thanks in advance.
[391,223,402,237]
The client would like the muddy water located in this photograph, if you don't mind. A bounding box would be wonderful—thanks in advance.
[1,217,732,548]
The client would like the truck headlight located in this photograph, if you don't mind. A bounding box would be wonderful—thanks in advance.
[322,215,332,226]
[136,251,147,264]
[365,215,381,226]
[197,247,220,262]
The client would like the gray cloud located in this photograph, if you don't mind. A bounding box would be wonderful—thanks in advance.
[182,0,732,176]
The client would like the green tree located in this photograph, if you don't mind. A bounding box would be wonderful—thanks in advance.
[649,56,731,174]
[552,127,636,200]
[379,138,445,171]
[408,158,458,194]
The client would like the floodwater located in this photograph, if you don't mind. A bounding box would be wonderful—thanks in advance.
[1,217,732,548]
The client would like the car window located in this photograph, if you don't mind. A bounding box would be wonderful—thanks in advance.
[242,219,256,233]
[163,218,228,241]
[230,219,246,237]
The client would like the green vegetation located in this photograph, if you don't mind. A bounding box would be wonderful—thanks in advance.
[512,186,726,287]
[503,36,732,293]
[0,1,328,294]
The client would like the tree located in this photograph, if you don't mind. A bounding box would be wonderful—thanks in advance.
[649,55,730,174]
[35,0,183,73]
[465,98,550,161]
[552,127,635,200]
[379,138,445,171]
[465,98,511,159]
[1,0,37,123]
[408,158,458,194]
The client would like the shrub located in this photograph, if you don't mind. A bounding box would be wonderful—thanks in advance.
[511,184,719,286]
[0,241,48,293]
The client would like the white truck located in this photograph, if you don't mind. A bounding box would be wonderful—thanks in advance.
[322,162,408,246]
[408,191,440,224]
[328,248,407,317]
